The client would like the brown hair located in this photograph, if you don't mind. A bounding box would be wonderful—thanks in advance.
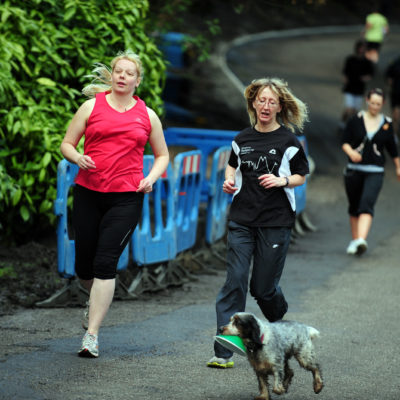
[244,77,308,132]
[367,87,385,100]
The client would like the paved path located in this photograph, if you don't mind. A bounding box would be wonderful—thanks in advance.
[1,27,400,400]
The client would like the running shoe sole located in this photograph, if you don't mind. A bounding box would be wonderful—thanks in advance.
[78,348,98,358]
[207,361,234,368]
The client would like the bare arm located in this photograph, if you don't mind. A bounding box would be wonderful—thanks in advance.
[60,99,96,170]
[342,143,362,163]
[136,108,169,193]
[258,173,306,189]
[222,164,238,194]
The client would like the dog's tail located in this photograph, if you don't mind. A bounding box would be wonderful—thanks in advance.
[307,326,320,340]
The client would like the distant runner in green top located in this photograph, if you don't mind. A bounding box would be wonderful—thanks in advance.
[362,10,389,63]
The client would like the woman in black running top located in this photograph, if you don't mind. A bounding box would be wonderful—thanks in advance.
[341,88,400,256]
[208,77,309,368]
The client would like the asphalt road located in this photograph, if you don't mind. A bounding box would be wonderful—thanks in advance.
[1,27,400,400]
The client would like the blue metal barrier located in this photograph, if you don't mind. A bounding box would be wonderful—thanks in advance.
[173,150,202,253]
[53,159,129,278]
[164,127,238,202]
[205,146,231,245]
[131,156,176,265]
[54,160,79,279]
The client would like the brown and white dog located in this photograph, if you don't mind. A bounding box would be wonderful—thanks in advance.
[221,312,323,400]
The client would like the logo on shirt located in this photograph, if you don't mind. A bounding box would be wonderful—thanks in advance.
[240,146,254,155]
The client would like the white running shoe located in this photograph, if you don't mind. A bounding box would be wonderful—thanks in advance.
[78,332,99,358]
[346,239,359,255]
[355,238,368,255]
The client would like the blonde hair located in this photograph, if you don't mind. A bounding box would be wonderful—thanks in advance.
[82,50,143,98]
[244,77,308,132]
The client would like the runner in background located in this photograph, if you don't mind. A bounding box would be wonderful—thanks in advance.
[341,88,400,256]
[340,39,374,128]
[385,55,400,139]
[362,7,389,63]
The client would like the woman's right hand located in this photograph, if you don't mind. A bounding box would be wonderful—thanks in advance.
[222,179,238,194]
[349,149,362,163]
[77,154,96,170]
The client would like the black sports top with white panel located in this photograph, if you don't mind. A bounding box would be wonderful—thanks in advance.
[228,126,309,227]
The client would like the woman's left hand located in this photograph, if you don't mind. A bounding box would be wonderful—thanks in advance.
[137,177,154,193]
[258,174,285,189]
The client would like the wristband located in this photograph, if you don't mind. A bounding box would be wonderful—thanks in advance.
[284,177,289,187]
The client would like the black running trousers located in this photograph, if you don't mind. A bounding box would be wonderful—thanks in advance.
[72,184,144,280]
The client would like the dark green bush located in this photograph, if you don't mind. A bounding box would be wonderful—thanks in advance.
[0,0,166,243]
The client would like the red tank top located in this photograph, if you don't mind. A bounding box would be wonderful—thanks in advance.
[75,92,151,192]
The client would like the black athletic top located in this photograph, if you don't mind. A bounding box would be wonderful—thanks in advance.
[342,55,374,95]
[228,126,309,228]
[342,111,398,171]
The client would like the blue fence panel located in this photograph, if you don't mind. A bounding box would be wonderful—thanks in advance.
[54,160,79,278]
[173,150,202,253]
[54,159,129,278]
[206,146,231,244]
[131,156,176,265]
[164,127,238,202]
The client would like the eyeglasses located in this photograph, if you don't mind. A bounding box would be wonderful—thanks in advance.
[255,98,279,107]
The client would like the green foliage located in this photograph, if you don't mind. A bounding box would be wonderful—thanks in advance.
[0,0,166,243]
[0,264,17,279]
[149,0,222,61]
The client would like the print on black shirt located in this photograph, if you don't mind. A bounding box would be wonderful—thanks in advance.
[228,126,309,228]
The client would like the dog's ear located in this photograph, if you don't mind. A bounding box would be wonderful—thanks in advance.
[242,315,263,352]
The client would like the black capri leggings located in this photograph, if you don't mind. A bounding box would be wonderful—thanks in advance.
[344,169,384,217]
[73,184,144,280]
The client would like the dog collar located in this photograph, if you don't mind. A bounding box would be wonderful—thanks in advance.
[260,334,264,343]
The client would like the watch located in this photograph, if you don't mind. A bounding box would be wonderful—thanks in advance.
[284,177,289,187]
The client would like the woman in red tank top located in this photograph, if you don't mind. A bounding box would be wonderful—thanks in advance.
[60,50,169,358]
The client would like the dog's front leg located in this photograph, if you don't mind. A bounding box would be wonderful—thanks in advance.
[254,371,270,400]
[271,367,285,395]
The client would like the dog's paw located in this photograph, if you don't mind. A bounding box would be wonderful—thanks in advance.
[272,384,285,395]
[314,379,324,394]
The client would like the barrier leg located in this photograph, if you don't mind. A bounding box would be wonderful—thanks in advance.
[299,211,318,232]
[191,248,220,275]
[128,265,168,296]
[148,264,169,292]
[114,275,138,300]
[293,216,306,236]
[165,257,198,286]
[35,279,89,308]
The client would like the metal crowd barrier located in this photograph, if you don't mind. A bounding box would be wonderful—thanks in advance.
[164,127,238,202]
[173,150,202,253]
[205,146,231,245]
[128,156,183,295]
